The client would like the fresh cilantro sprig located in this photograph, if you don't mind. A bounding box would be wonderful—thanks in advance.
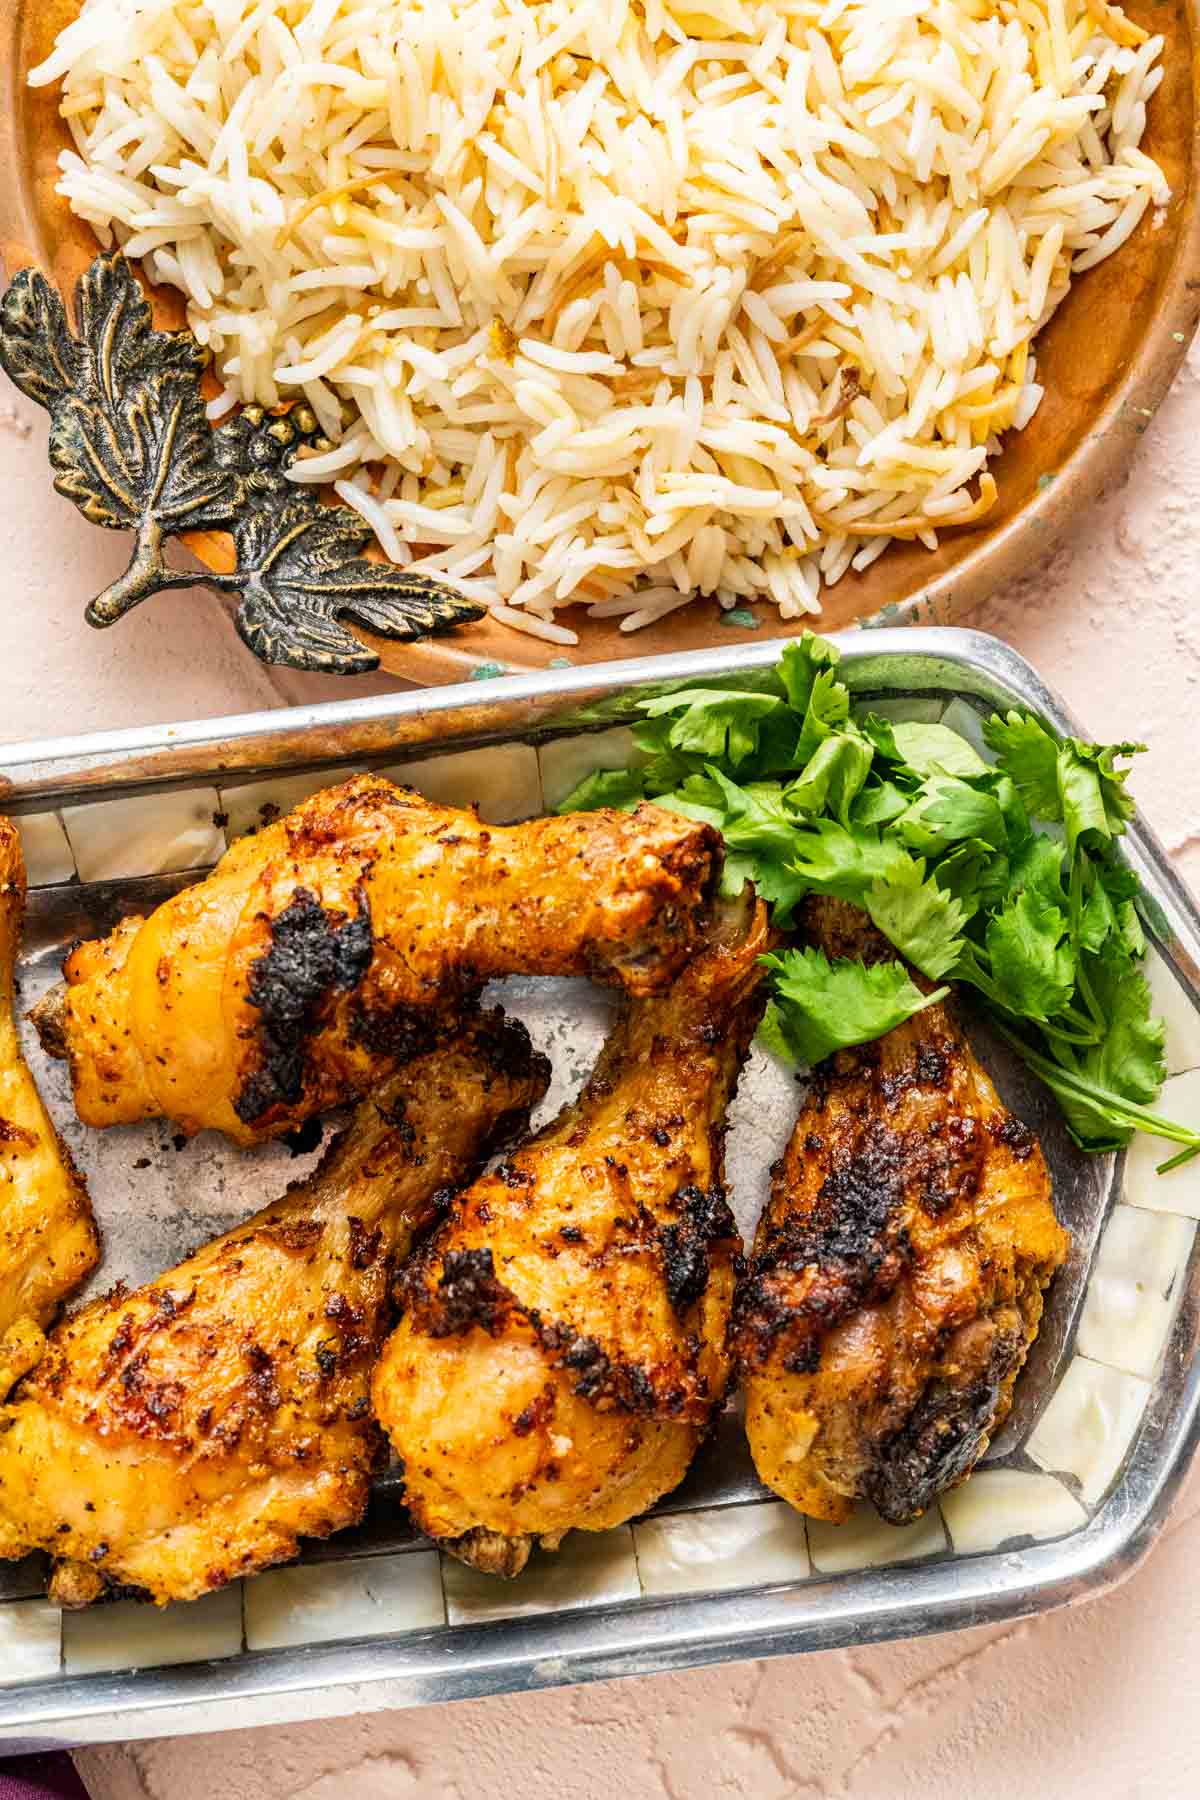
[557,632,1199,1167]
[760,949,948,1066]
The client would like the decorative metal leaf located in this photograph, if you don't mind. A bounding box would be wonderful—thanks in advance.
[233,500,483,674]
[74,253,209,408]
[33,258,239,535]
[0,265,82,412]
[49,371,237,533]
[0,251,487,674]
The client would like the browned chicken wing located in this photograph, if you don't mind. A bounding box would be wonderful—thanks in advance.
[374,896,770,1575]
[0,1008,548,1605]
[735,899,1070,1526]
[33,776,718,1144]
[0,819,98,1391]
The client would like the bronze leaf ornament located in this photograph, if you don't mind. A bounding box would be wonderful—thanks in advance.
[0,253,484,674]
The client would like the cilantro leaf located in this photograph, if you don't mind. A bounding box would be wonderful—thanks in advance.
[688,767,766,812]
[785,729,873,824]
[629,717,703,793]
[794,667,852,765]
[990,1016,1198,1157]
[864,870,968,981]
[761,947,947,1066]
[788,818,920,902]
[1077,867,1118,956]
[984,713,1143,850]
[757,999,797,1064]
[1050,958,1166,1149]
[897,776,1008,854]
[648,786,726,832]
[556,766,648,814]
[868,717,990,779]
[852,779,910,827]
[989,772,1033,852]
[1058,737,1144,856]
[777,631,841,714]
[984,889,1075,1022]
[694,769,810,919]
[859,714,901,762]
[638,689,787,767]
[984,710,1061,819]
[1117,897,1146,960]
[931,838,1010,919]
[1008,834,1067,914]
[1080,860,1145,966]
[1093,859,1142,908]
[953,939,1006,1009]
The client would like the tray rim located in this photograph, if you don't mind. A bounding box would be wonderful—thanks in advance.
[0,625,1197,1748]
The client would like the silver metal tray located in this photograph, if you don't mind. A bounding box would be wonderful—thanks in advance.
[0,625,1197,1751]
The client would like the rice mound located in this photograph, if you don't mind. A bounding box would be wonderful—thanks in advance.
[34,0,1168,644]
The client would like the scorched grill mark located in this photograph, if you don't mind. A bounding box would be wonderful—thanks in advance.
[236,884,374,1122]
[659,1183,738,1318]
[402,1247,695,1418]
[863,1324,1026,1523]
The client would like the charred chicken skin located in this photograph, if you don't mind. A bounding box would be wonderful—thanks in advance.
[0,1009,549,1606]
[736,899,1070,1526]
[0,820,99,1391]
[32,776,718,1145]
[373,895,770,1577]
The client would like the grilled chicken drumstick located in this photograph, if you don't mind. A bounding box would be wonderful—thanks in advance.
[0,820,98,1391]
[736,898,1070,1526]
[374,895,770,1577]
[32,776,718,1144]
[0,1008,549,1606]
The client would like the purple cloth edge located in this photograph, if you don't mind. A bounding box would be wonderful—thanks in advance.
[0,1752,90,1799]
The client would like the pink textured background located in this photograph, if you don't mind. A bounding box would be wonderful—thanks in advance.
[0,339,1197,1798]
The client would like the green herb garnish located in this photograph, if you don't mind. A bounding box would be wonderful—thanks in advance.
[558,632,1197,1164]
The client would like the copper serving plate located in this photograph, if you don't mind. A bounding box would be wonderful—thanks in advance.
[2,0,1199,683]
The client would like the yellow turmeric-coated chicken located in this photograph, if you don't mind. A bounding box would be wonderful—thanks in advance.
[736,899,1070,1526]
[374,896,770,1576]
[0,1008,549,1606]
[33,776,719,1145]
[0,819,98,1392]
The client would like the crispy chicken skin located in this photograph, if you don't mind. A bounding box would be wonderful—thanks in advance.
[374,896,770,1575]
[0,820,98,1390]
[32,776,718,1144]
[0,1009,549,1606]
[736,899,1070,1526]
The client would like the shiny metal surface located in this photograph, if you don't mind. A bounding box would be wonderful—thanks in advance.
[0,626,1196,1749]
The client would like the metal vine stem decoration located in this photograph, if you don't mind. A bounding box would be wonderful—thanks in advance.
[0,253,484,674]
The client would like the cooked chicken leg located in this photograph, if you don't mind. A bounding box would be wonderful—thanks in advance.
[0,1008,549,1606]
[374,896,770,1575]
[0,819,98,1390]
[33,776,718,1145]
[736,898,1070,1526]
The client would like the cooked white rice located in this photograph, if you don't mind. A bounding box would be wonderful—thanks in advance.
[33,0,1169,643]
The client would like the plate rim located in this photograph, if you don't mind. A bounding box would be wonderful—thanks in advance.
[1,0,1198,684]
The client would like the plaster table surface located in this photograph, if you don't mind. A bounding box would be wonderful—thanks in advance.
[1,338,1198,1799]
